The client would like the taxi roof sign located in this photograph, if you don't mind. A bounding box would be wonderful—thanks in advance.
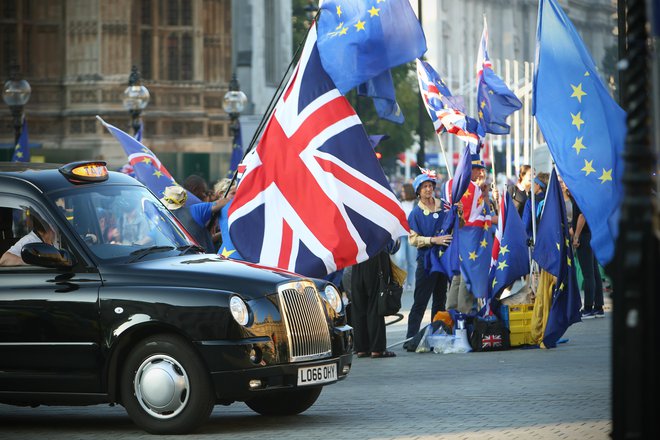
[59,161,109,183]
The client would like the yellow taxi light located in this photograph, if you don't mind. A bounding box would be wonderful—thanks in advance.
[71,164,108,178]
[59,161,109,183]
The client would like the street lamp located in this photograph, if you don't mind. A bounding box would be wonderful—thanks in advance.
[2,63,31,145]
[123,65,150,136]
[222,74,247,138]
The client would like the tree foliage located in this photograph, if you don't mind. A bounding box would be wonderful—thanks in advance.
[290,0,430,174]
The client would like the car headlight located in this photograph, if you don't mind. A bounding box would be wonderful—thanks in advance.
[229,295,250,326]
[324,285,343,314]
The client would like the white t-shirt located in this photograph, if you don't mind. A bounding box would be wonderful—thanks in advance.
[7,231,41,256]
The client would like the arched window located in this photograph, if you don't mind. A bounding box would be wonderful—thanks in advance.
[139,0,194,81]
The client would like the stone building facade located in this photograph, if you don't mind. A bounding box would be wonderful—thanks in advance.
[0,0,242,183]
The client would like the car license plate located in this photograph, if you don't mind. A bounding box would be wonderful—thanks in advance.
[297,363,337,386]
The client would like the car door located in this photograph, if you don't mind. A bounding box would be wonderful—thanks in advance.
[0,194,104,394]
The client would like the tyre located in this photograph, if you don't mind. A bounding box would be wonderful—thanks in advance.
[245,386,322,416]
[120,334,215,434]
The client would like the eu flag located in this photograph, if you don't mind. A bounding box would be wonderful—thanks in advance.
[227,120,243,178]
[458,223,493,298]
[476,17,522,135]
[97,116,201,204]
[316,0,426,95]
[357,70,404,124]
[532,169,582,348]
[533,0,626,265]
[488,191,530,299]
[12,118,30,162]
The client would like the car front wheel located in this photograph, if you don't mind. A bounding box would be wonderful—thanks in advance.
[120,334,215,434]
[245,386,322,416]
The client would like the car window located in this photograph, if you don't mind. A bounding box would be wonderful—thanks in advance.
[0,198,62,266]
[48,185,196,263]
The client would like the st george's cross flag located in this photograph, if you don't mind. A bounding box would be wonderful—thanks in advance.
[227,25,409,278]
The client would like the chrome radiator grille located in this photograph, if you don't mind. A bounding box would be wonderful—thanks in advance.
[278,281,332,362]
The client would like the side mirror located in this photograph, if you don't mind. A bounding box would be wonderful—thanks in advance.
[21,243,75,269]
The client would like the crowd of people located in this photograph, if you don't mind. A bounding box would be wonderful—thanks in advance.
[0,164,608,344]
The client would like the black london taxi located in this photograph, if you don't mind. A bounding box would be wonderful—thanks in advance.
[0,161,353,434]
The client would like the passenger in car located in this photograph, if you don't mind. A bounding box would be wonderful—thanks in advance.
[0,211,58,266]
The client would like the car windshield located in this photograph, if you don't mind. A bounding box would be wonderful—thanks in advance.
[48,184,199,263]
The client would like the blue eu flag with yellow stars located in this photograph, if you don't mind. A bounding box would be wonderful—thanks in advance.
[488,191,530,300]
[316,0,426,95]
[533,0,626,265]
[532,169,582,348]
[458,223,493,299]
[12,118,30,162]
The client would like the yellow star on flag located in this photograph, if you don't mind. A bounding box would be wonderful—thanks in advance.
[478,110,483,119]
[377,0,385,3]
[15,151,23,158]
[598,169,613,184]
[480,100,486,109]
[468,251,478,261]
[492,278,498,288]
[336,5,342,17]
[338,27,348,36]
[570,83,587,103]
[572,136,587,155]
[571,111,585,131]
[556,242,560,250]
[368,6,380,17]
[497,260,509,271]
[142,157,152,165]
[335,21,344,30]
[354,20,365,31]
[483,222,490,231]
[567,255,572,266]
[499,245,509,255]
[480,238,488,248]
[581,159,595,176]
[153,170,163,178]
[221,247,235,258]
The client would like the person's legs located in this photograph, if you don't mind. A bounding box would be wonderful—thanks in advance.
[576,237,595,312]
[430,272,448,318]
[590,243,604,311]
[406,260,434,338]
[350,263,370,354]
[457,275,477,314]
[446,275,460,310]
[404,242,416,290]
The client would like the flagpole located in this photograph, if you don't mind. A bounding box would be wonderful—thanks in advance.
[224,10,321,196]
[436,133,452,179]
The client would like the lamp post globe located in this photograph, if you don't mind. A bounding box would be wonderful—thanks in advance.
[223,74,247,136]
[122,65,149,136]
[3,64,31,145]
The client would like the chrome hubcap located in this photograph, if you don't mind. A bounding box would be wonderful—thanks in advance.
[134,354,189,419]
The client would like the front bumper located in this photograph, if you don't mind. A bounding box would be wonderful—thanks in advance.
[195,325,353,402]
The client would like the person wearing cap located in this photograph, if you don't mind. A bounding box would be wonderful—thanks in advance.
[160,185,228,253]
[404,168,453,345]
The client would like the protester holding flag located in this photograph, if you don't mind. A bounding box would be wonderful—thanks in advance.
[522,172,549,241]
[404,169,452,346]
[213,178,242,260]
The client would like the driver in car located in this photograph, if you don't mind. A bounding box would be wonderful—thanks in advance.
[0,210,58,266]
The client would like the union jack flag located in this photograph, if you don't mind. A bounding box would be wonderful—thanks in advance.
[416,59,481,147]
[227,25,409,278]
[481,333,503,348]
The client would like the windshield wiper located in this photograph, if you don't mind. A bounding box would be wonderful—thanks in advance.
[127,246,175,263]
[176,244,207,255]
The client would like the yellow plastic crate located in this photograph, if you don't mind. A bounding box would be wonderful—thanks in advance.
[507,304,535,346]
